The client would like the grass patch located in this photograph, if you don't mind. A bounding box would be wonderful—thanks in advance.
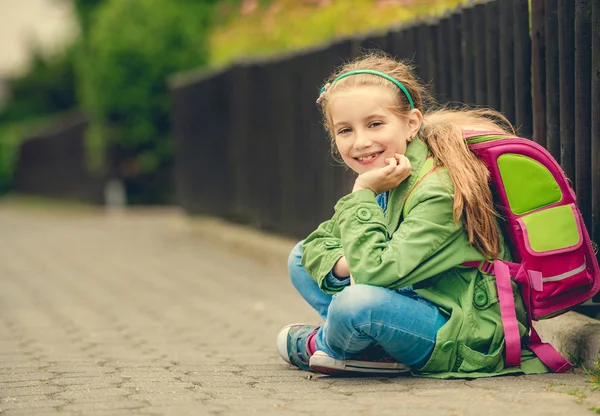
[583,362,600,391]
[567,389,586,405]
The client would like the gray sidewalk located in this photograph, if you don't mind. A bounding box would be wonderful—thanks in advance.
[1,201,600,416]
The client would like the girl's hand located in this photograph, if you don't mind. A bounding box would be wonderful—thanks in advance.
[333,256,350,278]
[353,154,412,194]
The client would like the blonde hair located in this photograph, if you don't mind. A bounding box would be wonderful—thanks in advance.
[318,52,516,259]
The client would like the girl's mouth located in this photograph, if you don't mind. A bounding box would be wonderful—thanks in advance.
[355,151,383,165]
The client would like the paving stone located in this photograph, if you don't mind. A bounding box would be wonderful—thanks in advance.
[0,204,598,416]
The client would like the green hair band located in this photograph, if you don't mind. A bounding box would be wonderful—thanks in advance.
[319,69,415,109]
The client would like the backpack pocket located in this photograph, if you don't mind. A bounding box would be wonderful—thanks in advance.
[516,204,594,318]
[517,204,583,256]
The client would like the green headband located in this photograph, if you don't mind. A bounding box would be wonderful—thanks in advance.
[319,69,415,109]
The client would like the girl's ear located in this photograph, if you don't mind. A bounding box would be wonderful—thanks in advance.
[407,109,424,136]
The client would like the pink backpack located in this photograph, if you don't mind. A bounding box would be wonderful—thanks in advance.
[459,131,600,372]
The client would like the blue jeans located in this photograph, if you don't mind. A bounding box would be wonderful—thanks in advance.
[288,241,448,369]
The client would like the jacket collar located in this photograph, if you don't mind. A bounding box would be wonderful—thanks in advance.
[386,136,430,234]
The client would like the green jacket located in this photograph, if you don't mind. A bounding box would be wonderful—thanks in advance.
[301,137,549,378]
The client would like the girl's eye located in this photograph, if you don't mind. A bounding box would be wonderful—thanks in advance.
[369,121,383,128]
[338,128,352,135]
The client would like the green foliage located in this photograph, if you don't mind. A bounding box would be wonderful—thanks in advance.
[0,47,78,123]
[0,44,78,194]
[209,0,470,66]
[77,0,217,202]
[72,0,106,37]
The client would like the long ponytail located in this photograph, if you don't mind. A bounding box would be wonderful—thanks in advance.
[422,108,515,259]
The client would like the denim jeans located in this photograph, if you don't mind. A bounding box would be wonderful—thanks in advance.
[288,241,448,369]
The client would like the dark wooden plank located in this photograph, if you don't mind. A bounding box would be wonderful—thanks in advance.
[227,63,253,222]
[485,1,501,111]
[558,0,576,184]
[592,0,600,247]
[545,0,561,161]
[437,16,453,103]
[425,20,440,97]
[500,1,516,124]
[473,3,488,106]
[449,11,464,103]
[531,0,547,147]
[513,0,533,139]
[388,26,408,61]
[574,0,593,231]
[415,22,429,82]
[462,6,476,105]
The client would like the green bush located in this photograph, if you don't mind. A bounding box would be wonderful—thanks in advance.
[0,47,78,123]
[0,44,79,194]
[78,0,218,203]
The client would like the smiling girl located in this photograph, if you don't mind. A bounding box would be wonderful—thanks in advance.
[277,53,550,378]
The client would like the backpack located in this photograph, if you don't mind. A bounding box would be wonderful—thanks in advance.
[409,130,600,372]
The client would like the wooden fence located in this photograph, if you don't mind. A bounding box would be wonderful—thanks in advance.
[13,112,108,204]
[170,0,600,249]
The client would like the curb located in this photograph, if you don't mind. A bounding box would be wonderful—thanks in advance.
[181,213,600,371]
[534,311,600,371]
[178,214,298,270]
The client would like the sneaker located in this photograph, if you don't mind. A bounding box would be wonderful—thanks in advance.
[276,324,318,371]
[309,345,411,375]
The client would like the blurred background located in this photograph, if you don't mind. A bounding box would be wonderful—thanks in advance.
[0,0,597,265]
[0,0,468,206]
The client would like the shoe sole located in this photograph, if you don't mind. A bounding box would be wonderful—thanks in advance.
[309,351,411,375]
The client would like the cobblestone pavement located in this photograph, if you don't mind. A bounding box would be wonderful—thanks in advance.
[1,203,599,416]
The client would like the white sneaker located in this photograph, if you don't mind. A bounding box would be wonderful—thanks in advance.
[309,349,411,375]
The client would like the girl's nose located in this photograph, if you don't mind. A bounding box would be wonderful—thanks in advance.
[354,133,372,149]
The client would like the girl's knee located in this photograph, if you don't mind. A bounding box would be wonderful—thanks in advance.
[288,240,305,283]
[287,241,303,268]
[329,284,386,318]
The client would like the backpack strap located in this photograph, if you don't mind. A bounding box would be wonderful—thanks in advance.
[461,260,572,372]
[517,274,573,372]
[493,260,523,367]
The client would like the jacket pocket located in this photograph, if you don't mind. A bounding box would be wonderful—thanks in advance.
[457,342,504,373]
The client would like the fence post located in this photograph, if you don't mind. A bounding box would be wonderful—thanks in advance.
[531,0,547,147]
[425,20,439,96]
[436,16,452,103]
[574,0,593,231]
[473,3,488,106]
[500,1,516,124]
[485,1,501,111]
[545,0,561,161]
[558,0,576,184]
[461,6,476,105]
[228,63,252,223]
[415,23,429,82]
[513,0,533,139]
[449,11,464,103]
[592,0,600,247]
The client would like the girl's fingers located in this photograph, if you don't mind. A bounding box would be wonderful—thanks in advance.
[383,157,397,173]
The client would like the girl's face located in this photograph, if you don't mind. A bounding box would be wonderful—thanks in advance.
[328,85,421,175]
